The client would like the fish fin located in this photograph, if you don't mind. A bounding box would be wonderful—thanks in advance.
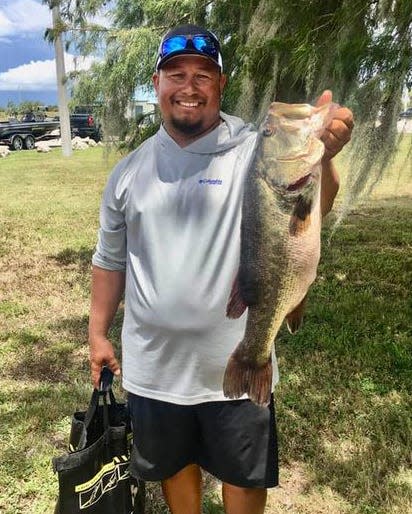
[223,347,272,406]
[290,195,312,236]
[290,213,311,236]
[286,294,308,334]
[226,275,247,319]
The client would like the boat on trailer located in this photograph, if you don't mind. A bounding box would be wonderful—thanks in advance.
[0,113,60,150]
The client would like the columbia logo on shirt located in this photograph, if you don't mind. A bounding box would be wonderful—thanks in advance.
[198,178,223,185]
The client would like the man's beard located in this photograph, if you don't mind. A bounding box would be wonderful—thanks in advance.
[170,116,203,135]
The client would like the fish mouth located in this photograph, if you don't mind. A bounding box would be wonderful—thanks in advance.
[277,151,310,162]
[286,173,312,192]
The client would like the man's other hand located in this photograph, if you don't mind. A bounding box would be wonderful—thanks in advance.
[316,90,354,160]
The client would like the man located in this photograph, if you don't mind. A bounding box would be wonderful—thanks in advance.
[89,24,353,514]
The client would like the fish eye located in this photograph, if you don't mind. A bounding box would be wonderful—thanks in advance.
[262,125,274,137]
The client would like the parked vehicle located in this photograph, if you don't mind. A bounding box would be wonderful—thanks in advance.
[69,105,102,141]
[0,107,103,150]
[399,108,412,118]
[0,112,60,150]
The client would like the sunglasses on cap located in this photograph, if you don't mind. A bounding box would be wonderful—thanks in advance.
[156,34,222,70]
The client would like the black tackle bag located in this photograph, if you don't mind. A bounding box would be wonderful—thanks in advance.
[52,367,145,514]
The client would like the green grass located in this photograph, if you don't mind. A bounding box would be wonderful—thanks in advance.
[273,197,412,513]
[0,144,411,513]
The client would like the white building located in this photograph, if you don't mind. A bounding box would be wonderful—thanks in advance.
[126,99,157,123]
[126,86,158,123]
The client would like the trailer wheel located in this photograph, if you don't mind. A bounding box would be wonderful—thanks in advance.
[11,135,24,151]
[24,135,36,150]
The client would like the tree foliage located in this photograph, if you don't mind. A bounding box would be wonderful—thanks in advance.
[48,0,412,199]
[4,100,46,117]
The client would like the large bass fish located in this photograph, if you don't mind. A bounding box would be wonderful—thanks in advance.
[224,101,336,406]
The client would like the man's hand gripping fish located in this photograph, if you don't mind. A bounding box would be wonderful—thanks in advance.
[224,101,337,406]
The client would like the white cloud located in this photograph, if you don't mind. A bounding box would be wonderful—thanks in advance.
[0,0,113,37]
[0,0,51,37]
[0,10,15,38]
[0,54,97,91]
[0,0,109,91]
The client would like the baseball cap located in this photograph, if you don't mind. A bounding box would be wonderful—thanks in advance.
[155,24,223,72]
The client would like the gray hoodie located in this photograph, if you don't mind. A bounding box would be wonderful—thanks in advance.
[93,112,279,404]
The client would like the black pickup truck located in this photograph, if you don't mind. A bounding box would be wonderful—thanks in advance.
[69,105,102,142]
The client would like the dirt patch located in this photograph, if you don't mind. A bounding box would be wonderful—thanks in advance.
[265,462,351,513]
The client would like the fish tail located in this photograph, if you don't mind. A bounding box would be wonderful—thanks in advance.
[223,347,272,406]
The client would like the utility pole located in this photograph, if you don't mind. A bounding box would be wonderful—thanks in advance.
[52,3,72,157]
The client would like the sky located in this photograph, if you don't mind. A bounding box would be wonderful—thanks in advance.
[0,0,107,108]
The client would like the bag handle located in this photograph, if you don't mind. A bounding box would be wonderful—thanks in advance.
[99,366,114,430]
[99,365,114,392]
[84,367,116,429]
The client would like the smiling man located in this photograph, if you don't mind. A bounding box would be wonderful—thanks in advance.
[152,35,226,145]
[88,24,353,514]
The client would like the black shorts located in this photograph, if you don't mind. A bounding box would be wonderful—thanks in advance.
[127,393,278,489]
